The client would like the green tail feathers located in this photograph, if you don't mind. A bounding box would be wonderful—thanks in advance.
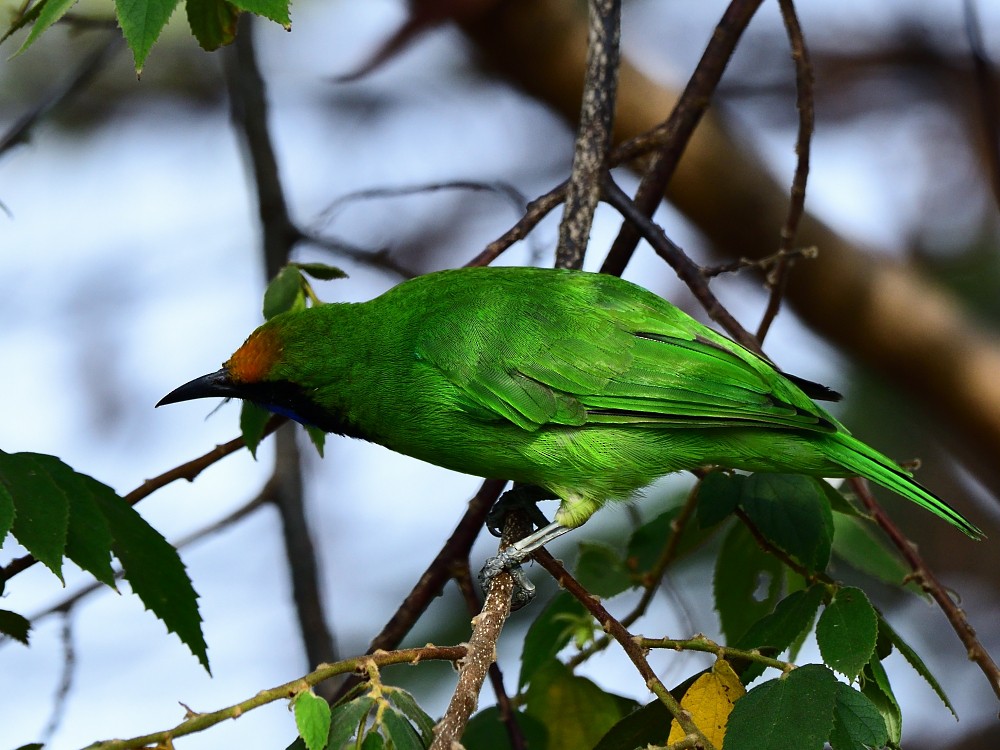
[829,434,984,540]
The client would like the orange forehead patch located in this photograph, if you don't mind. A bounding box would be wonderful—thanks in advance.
[225,328,281,384]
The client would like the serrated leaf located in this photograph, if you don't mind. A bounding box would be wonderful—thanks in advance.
[29,454,116,587]
[263,265,306,320]
[294,691,332,750]
[115,0,183,73]
[294,262,347,281]
[697,471,743,528]
[0,608,31,644]
[714,522,785,643]
[14,0,77,55]
[327,696,375,748]
[877,614,955,717]
[464,706,548,749]
[817,587,878,682]
[576,541,631,598]
[861,655,901,745]
[186,0,240,50]
[0,450,70,579]
[2,0,43,45]
[229,0,290,27]
[725,664,839,750]
[380,707,421,750]
[735,584,825,682]
[740,474,834,572]
[519,592,587,689]
[385,687,434,745]
[240,401,272,458]
[524,660,631,750]
[666,658,745,746]
[832,514,912,589]
[829,682,888,750]
[91,482,208,670]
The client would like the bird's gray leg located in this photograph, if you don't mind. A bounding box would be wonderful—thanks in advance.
[479,519,573,610]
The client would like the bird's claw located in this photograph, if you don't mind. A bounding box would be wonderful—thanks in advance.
[487,485,553,537]
[479,549,536,610]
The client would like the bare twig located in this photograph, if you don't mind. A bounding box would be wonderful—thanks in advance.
[431,501,529,749]
[532,549,717,750]
[849,477,1000,706]
[755,0,815,343]
[81,646,468,750]
[601,0,765,276]
[557,0,621,269]
[600,175,762,353]
[0,34,122,160]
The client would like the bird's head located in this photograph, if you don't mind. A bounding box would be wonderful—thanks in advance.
[156,322,326,428]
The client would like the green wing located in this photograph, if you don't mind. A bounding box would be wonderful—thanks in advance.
[416,269,838,435]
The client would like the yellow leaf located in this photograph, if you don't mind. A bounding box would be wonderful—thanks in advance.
[667,658,746,746]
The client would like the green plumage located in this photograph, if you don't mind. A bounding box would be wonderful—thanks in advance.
[160,266,982,540]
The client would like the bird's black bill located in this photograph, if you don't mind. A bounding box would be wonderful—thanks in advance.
[156,369,239,407]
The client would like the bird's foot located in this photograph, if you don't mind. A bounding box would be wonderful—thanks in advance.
[486,484,554,537]
[478,548,537,610]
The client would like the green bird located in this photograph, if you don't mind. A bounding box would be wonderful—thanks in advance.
[158,266,983,567]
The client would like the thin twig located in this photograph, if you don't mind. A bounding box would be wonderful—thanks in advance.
[81,646,468,750]
[557,0,622,269]
[601,0,765,276]
[756,0,815,343]
[532,549,717,750]
[635,634,793,675]
[849,477,1000,706]
[600,174,762,353]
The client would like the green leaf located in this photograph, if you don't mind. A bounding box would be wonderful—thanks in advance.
[305,425,326,458]
[294,690,332,750]
[91,483,208,670]
[294,262,347,281]
[14,0,77,55]
[861,654,901,746]
[384,687,435,746]
[327,696,374,748]
[820,480,862,516]
[832,514,911,589]
[229,0,290,27]
[877,614,955,717]
[464,706,548,750]
[1,0,43,45]
[0,608,31,644]
[519,592,588,689]
[714,522,785,643]
[186,0,240,50]
[829,682,889,750]
[240,401,272,459]
[380,707,422,750]
[735,584,826,682]
[263,265,306,320]
[0,450,70,579]
[360,730,384,750]
[524,660,632,749]
[115,0,183,73]
[30,454,116,587]
[626,504,710,573]
[725,664,839,750]
[697,471,743,528]
[740,474,834,572]
[0,470,15,539]
[576,541,631,598]
[13,744,45,750]
[816,587,878,682]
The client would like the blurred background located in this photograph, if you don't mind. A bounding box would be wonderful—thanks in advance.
[1,0,999,748]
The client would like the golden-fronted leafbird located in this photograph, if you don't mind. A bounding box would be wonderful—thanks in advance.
[158,266,983,559]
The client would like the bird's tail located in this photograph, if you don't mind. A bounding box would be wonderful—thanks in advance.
[827,433,984,540]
